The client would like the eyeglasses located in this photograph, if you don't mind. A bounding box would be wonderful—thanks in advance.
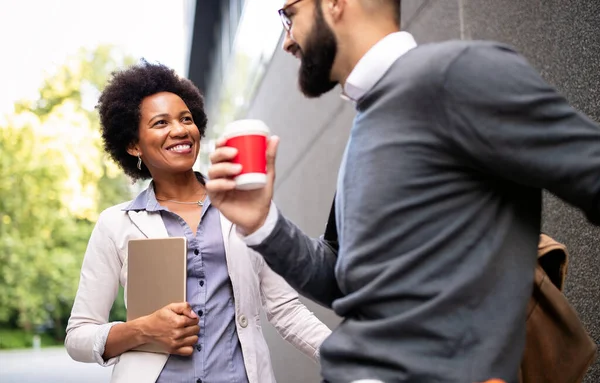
[278,0,306,32]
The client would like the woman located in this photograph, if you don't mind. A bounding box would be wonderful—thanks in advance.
[65,61,331,383]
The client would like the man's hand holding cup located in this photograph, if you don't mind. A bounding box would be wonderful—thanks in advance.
[206,119,279,235]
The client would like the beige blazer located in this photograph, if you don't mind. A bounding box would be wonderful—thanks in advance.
[65,202,331,383]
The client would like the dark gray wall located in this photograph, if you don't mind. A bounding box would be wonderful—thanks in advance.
[246,1,600,381]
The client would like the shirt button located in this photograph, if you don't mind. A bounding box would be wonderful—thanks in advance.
[196,344,202,351]
[197,310,203,317]
[199,280,204,287]
[238,314,248,328]
[194,249,199,255]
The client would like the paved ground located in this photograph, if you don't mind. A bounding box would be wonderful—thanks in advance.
[0,347,112,383]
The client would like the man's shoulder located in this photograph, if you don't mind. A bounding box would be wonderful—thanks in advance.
[370,39,522,101]
[359,40,524,110]
[409,39,516,62]
[392,39,519,80]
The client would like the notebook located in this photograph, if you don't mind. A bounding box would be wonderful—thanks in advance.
[126,237,187,353]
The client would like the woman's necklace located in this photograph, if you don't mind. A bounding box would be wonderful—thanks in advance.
[156,192,207,207]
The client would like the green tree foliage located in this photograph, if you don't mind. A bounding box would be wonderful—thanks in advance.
[0,46,134,340]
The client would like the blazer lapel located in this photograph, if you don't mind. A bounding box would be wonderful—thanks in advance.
[127,210,169,239]
[110,351,169,383]
[219,213,234,250]
[219,213,236,275]
[110,212,170,382]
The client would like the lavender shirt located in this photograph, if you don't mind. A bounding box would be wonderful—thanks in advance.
[124,176,248,383]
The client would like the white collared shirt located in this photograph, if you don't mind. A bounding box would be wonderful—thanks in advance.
[343,31,418,102]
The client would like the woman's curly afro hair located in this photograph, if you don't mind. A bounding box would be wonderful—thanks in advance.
[97,60,208,180]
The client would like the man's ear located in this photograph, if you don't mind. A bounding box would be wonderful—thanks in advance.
[326,0,347,22]
[126,143,140,157]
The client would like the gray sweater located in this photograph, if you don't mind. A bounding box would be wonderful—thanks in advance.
[251,40,600,383]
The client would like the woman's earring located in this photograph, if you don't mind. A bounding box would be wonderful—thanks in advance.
[137,154,142,170]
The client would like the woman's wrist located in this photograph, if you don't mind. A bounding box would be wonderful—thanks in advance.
[128,316,150,345]
[102,318,149,360]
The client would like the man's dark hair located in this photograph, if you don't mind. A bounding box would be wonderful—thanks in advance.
[97,60,208,180]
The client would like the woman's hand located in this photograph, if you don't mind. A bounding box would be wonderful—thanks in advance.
[140,302,200,356]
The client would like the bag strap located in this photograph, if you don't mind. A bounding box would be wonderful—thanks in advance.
[537,234,569,291]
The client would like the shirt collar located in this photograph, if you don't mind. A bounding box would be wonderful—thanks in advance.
[123,180,163,212]
[342,31,418,102]
[123,172,207,212]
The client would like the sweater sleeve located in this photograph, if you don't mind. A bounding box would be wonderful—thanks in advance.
[249,207,343,308]
[441,43,600,225]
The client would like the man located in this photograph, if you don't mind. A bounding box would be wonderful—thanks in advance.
[206,0,600,382]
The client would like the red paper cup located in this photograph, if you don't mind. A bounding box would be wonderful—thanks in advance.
[222,119,270,190]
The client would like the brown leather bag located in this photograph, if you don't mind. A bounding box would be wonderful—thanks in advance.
[519,234,597,382]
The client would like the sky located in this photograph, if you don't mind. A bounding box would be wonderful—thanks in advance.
[0,0,195,114]
[236,0,284,58]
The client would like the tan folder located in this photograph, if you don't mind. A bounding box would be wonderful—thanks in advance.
[126,237,187,353]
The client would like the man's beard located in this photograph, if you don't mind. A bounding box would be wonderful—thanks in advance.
[297,5,338,98]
